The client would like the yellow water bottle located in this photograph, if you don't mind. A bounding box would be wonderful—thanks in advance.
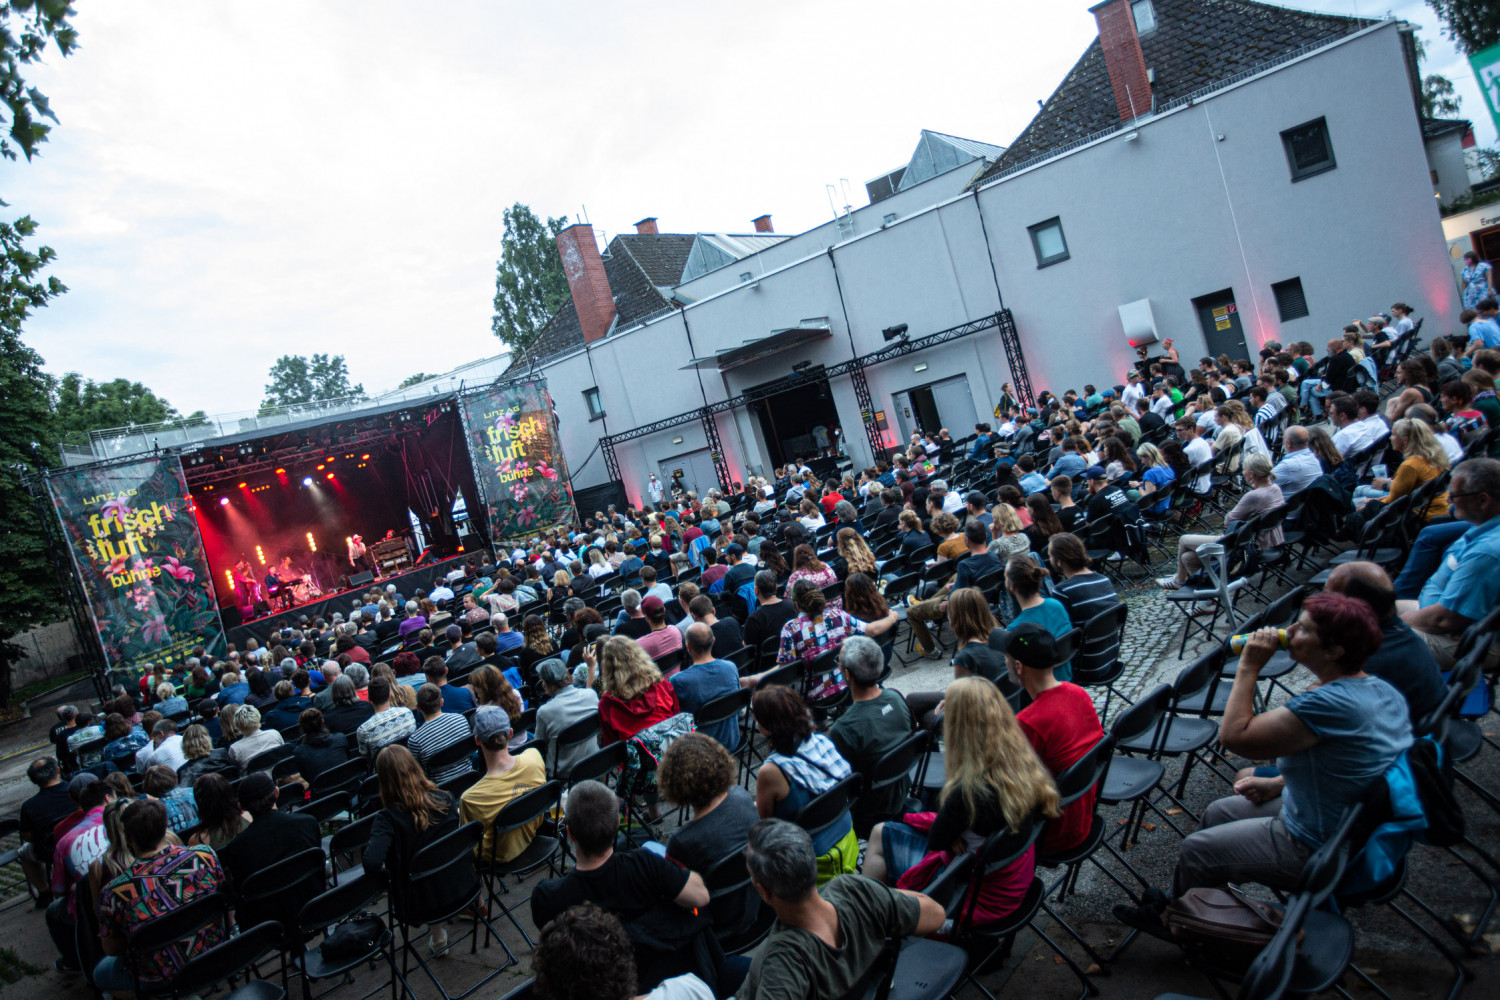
[1229,629,1289,654]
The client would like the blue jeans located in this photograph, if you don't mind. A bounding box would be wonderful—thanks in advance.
[93,956,133,992]
[1299,378,1330,416]
[1392,519,1466,600]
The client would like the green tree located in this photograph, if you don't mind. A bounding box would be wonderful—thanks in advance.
[490,202,570,357]
[0,1,78,162]
[53,373,206,446]
[0,215,65,705]
[260,353,364,414]
[1422,73,1462,118]
[396,372,430,389]
[1426,0,1500,54]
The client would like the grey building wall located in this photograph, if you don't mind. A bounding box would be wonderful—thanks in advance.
[544,20,1455,511]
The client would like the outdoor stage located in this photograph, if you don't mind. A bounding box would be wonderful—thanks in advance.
[224,553,469,647]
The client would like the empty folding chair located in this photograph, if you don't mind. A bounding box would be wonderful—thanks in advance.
[478,780,564,948]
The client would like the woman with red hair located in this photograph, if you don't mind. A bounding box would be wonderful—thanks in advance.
[1116,593,1412,938]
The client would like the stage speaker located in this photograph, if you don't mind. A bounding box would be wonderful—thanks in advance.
[221,605,242,629]
[349,570,376,588]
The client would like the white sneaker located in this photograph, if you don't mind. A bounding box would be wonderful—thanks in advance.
[426,927,449,957]
[1156,576,1179,590]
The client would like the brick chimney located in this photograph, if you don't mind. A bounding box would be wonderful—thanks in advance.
[752,214,774,233]
[1091,0,1152,122]
[634,217,658,235]
[554,224,616,344]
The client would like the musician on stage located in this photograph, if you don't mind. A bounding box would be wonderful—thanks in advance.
[263,564,287,610]
[347,534,376,576]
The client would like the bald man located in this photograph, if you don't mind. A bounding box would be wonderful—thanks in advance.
[1325,562,1444,725]
[1270,426,1321,496]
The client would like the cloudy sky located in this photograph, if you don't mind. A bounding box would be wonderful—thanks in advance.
[4,0,1489,419]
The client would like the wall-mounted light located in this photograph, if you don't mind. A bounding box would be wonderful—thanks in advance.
[914,362,929,373]
[672,436,684,445]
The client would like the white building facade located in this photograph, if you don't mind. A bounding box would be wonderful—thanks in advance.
[526,8,1456,510]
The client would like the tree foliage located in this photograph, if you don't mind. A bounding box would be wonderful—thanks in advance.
[54,373,206,446]
[490,202,570,357]
[1427,1,1500,55]
[260,353,365,414]
[1422,73,1463,118]
[396,372,430,389]
[0,215,66,704]
[0,0,77,162]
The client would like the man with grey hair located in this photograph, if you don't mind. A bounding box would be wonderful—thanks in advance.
[533,658,599,776]
[613,588,649,639]
[827,636,911,832]
[311,662,343,711]
[739,819,943,1000]
[670,623,742,751]
[398,600,427,643]
[134,718,185,773]
[1270,425,1321,496]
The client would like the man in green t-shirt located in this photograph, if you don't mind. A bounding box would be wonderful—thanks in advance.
[826,637,912,834]
[738,820,944,1000]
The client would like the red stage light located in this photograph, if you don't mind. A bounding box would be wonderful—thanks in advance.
[326,457,335,463]
[326,472,335,479]
[237,482,247,488]
[361,454,369,460]
[316,464,325,471]
[274,468,285,475]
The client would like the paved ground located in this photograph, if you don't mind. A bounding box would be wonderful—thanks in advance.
[0,529,1497,999]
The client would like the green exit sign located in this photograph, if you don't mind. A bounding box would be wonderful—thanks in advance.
[1474,41,1500,135]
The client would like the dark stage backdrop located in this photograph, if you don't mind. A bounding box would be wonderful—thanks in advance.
[191,407,482,610]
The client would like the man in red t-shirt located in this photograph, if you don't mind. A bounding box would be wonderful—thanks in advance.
[999,623,1104,852]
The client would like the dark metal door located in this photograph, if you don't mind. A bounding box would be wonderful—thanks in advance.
[1193,288,1250,362]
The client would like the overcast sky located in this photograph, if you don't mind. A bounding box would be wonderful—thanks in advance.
[3,0,1488,419]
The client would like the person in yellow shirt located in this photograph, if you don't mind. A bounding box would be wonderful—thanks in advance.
[459,706,546,862]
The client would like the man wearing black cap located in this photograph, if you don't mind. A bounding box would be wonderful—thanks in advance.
[721,543,756,596]
[1082,465,1138,554]
[212,771,320,888]
[994,623,1103,854]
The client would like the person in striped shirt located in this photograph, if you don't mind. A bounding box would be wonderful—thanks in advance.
[407,683,474,785]
[1046,533,1123,676]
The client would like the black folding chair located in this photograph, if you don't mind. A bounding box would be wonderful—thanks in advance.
[478,780,563,947]
[703,849,773,954]
[791,774,859,874]
[296,872,398,1000]
[124,891,232,998]
[235,847,327,966]
[389,822,514,1000]
[549,711,601,781]
[856,729,927,836]
[171,920,287,1000]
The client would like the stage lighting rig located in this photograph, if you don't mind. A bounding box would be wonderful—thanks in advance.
[882,323,909,342]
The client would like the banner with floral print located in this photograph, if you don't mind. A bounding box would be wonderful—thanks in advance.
[460,379,577,545]
[47,456,226,681]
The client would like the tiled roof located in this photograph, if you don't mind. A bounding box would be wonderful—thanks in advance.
[972,0,1372,187]
[1421,116,1472,141]
[506,233,697,373]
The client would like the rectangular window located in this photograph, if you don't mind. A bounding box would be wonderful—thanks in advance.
[1132,0,1157,35]
[1280,117,1336,181]
[1271,277,1309,322]
[583,387,605,421]
[1027,217,1070,268]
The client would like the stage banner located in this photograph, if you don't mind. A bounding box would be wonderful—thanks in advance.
[461,379,576,545]
[47,456,225,680]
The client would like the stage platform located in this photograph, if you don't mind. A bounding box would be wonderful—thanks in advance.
[226,554,469,648]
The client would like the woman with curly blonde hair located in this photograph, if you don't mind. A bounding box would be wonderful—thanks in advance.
[866,677,1059,922]
[835,527,877,578]
[595,636,679,745]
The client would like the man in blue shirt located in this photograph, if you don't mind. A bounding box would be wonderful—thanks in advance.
[1466,298,1500,354]
[967,424,993,462]
[669,624,742,751]
[1015,454,1049,495]
[1402,457,1500,668]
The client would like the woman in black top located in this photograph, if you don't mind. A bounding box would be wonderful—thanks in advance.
[363,744,460,952]
[322,677,374,735]
[896,510,928,558]
[244,669,278,711]
[903,588,1019,731]
[293,708,351,780]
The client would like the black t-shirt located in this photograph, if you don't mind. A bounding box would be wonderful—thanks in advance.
[218,809,321,888]
[20,783,74,850]
[722,562,756,595]
[323,701,375,735]
[953,642,1009,687]
[616,617,651,640]
[532,848,690,929]
[711,617,744,657]
[1056,506,1086,533]
[744,600,799,651]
